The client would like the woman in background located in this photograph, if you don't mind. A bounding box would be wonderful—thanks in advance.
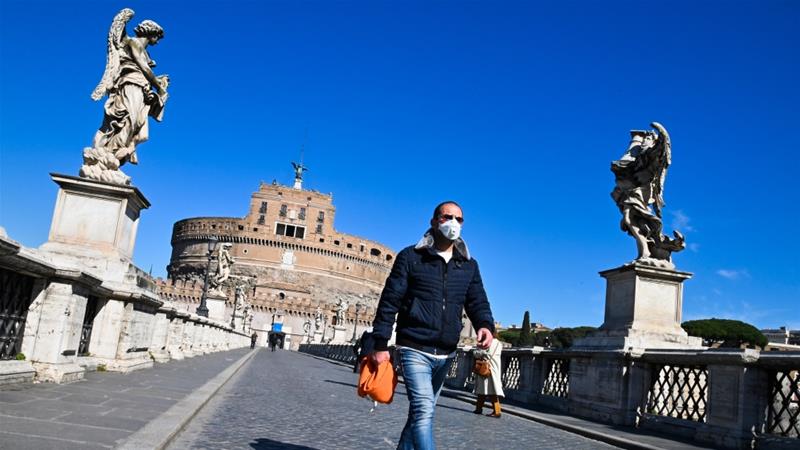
[473,333,504,418]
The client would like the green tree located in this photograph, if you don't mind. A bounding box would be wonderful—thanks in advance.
[518,311,534,347]
[682,318,768,348]
[549,326,596,348]
[497,329,520,346]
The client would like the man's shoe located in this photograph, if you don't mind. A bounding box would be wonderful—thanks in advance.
[472,409,482,414]
[486,412,501,418]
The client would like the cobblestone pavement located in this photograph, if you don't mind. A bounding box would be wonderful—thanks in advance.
[169,351,618,450]
[0,348,251,450]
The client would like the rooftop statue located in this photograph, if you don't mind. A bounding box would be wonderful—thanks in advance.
[80,8,169,185]
[292,161,308,180]
[611,122,685,268]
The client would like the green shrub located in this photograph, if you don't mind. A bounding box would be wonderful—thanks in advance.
[97,364,107,372]
[15,353,26,361]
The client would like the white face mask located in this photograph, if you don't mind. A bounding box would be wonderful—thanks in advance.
[438,219,461,241]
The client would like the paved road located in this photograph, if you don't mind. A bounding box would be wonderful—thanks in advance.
[169,350,618,450]
[0,348,251,450]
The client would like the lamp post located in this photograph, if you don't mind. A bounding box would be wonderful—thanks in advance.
[351,302,364,343]
[196,237,218,317]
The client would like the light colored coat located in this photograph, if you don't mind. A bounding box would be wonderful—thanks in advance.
[473,339,504,397]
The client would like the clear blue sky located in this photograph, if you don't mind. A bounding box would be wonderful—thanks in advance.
[1,1,798,330]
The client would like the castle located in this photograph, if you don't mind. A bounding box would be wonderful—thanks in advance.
[157,168,395,348]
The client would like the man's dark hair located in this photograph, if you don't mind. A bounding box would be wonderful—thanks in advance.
[432,201,462,219]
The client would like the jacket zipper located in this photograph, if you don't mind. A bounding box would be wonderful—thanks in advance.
[438,257,449,351]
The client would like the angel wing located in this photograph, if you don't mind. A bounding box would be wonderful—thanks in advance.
[90,8,135,101]
[649,122,671,217]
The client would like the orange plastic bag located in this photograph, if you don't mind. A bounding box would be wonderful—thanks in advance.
[357,358,398,404]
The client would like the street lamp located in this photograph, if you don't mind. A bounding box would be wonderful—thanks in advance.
[196,236,218,317]
[351,302,364,343]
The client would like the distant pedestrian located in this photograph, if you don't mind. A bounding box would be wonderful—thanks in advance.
[250,332,258,349]
[269,334,277,352]
[473,333,504,418]
[370,201,496,449]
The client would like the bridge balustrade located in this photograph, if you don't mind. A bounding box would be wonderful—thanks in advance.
[299,343,800,449]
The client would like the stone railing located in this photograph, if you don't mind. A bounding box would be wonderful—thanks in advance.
[299,343,359,364]
[0,235,252,386]
[444,347,799,450]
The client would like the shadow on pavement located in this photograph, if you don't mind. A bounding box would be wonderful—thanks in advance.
[250,438,321,450]
[323,379,357,388]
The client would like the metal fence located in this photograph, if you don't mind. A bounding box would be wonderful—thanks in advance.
[0,268,35,360]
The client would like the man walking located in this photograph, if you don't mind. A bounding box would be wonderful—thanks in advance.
[250,332,258,349]
[370,201,496,450]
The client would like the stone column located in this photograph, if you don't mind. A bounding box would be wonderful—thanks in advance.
[105,301,154,372]
[516,348,544,403]
[149,305,173,362]
[166,312,187,360]
[182,317,196,357]
[695,350,767,449]
[24,280,88,383]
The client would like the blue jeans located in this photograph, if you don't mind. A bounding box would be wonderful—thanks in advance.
[397,348,453,450]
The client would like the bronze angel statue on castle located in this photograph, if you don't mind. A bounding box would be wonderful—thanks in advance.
[80,8,169,185]
[611,122,685,268]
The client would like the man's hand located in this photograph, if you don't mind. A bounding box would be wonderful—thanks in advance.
[370,350,391,365]
[476,328,493,349]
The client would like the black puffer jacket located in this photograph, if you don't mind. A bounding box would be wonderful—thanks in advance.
[372,243,495,355]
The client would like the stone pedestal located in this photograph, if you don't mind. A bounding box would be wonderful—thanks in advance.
[312,331,323,343]
[205,293,228,323]
[40,174,150,283]
[566,263,703,426]
[574,263,703,350]
[330,325,349,344]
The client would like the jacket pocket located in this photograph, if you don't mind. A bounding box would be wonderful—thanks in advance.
[406,297,437,330]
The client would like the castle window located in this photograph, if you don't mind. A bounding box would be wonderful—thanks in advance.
[299,207,306,220]
[319,238,325,243]
[371,248,381,257]
[238,225,244,230]
[259,201,267,214]
[315,224,322,234]
[347,243,353,249]
[334,240,340,246]
[317,211,325,223]
[257,215,265,225]
[360,244,365,252]
[386,254,393,261]
[276,222,305,239]
[279,204,288,217]
[279,292,285,300]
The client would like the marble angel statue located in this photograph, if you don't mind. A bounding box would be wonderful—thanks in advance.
[80,8,169,185]
[611,122,685,268]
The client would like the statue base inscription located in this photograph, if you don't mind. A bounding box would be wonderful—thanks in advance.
[574,263,703,350]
